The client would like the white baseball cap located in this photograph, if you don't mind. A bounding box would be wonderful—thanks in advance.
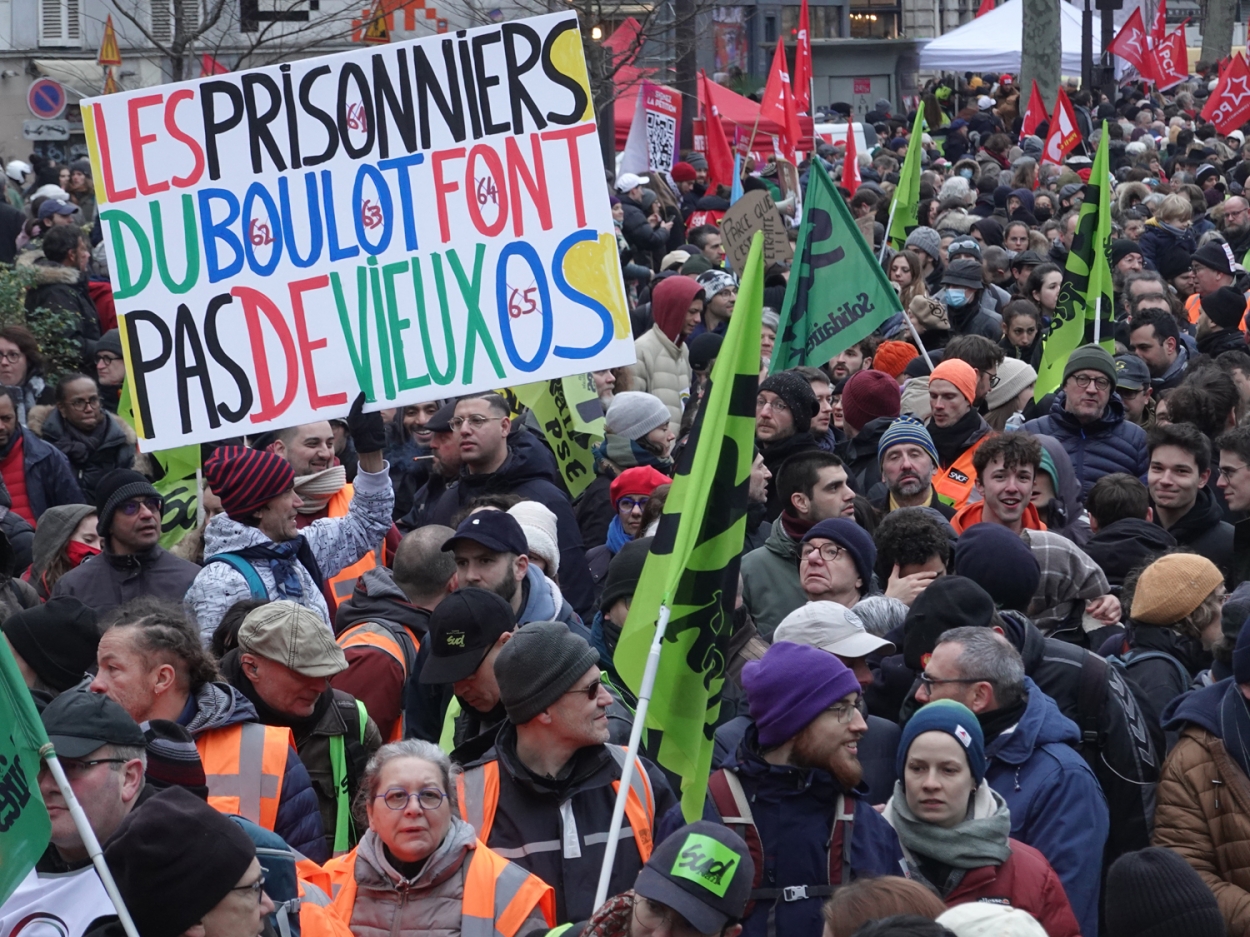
[774,601,894,659]
[615,172,646,193]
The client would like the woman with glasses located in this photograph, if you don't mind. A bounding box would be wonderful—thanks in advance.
[315,739,555,937]
[36,372,136,503]
[882,700,1079,937]
[0,325,53,424]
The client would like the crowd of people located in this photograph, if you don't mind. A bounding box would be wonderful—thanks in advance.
[10,69,1250,937]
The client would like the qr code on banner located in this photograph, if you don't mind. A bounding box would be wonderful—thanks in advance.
[646,111,677,172]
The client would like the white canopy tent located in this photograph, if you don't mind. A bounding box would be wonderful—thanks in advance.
[918,0,1106,76]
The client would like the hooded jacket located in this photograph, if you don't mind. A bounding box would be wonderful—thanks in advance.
[516,561,583,632]
[1082,517,1177,589]
[632,277,701,435]
[838,417,893,496]
[1155,679,1250,936]
[1034,434,1089,544]
[35,409,134,503]
[186,462,395,642]
[178,681,327,861]
[25,502,91,597]
[428,433,594,618]
[1021,393,1149,500]
[1117,624,1212,742]
[946,294,1001,340]
[980,678,1109,937]
[20,254,102,368]
[1158,486,1235,579]
[740,515,807,639]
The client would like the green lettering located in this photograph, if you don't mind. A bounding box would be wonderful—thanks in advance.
[383,259,428,393]
[368,257,396,400]
[100,209,152,300]
[150,195,200,294]
[412,256,456,386]
[444,244,504,384]
[331,268,374,401]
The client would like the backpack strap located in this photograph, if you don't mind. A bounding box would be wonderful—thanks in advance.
[1075,651,1109,766]
[708,769,767,915]
[206,553,269,600]
[1119,649,1192,698]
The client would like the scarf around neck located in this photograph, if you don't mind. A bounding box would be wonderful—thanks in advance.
[605,516,632,554]
[293,464,347,514]
[229,536,324,599]
[927,409,983,467]
[885,779,1013,870]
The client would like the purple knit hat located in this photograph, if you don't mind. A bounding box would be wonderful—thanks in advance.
[741,642,861,747]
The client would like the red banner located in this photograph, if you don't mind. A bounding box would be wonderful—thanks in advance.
[842,119,861,195]
[698,70,736,190]
[1202,51,1250,133]
[759,38,800,161]
[1150,21,1190,91]
[1149,0,1168,42]
[1021,79,1048,139]
[793,0,812,114]
[1108,8,1156,82]
[1041,89,1081,165]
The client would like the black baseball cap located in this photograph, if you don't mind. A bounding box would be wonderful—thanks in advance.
[634,821,755,934]
[442,510,529,557]
[419,587,516,684]
[43,688,146,758]
[1114,354,1151,391]
[426,400,458,433]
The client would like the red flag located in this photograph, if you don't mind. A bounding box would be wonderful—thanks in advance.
[1150,20,1190,90]
[1202,51,1250,132]
[1109,8,1157,82]
[698,71,736,190]
[793,0,813,114]
[1041,88,1081,165]
[200,53,229,76]
[1149,0,1168,41]
[842,124,861,195]
[1020,79,1048,139]
[976,0,994,16]
[759,39,800,161]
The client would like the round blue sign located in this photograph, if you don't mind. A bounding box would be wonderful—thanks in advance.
[27,79,66,120]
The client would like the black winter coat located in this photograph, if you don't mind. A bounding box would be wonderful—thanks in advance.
[38,409,134,504]
[1196,327,1247,358]
[759,431,819,520]
[52,544,201,617]
[1082,517,1177,590]
[1159,487,1235,581]
[21,257,101,369]
[839,417,892,495]
[1022,394,1148,500]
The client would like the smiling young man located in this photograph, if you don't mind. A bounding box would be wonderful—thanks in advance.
[953,433,1048,533]
[1148,422,1234,577]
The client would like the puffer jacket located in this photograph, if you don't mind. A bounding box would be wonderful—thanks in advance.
[1155,679,1250,936]
[186,462,394,641]
[740,516,806,638]
[179,681,327,862]
[53,542,200,618]
[325,820,551,937]
[1,427,85,522]
[35,409,134,504]
[632,276,701,435]
[982,678,1109,937]
[1021,393,1148,500]
[1137,217,1198,271]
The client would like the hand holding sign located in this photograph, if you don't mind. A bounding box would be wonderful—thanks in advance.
[719,189,792,275]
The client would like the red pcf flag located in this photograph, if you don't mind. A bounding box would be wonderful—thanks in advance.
[1150,21,1190,90]
[1202,52,1250,133]
[759,38,800,161]
[842,124,861,195]
[793,0,813,114]
[1149,0,1168,41]
[1109,8,1156,82]
[698,71,736,191]
[1021,79,1048,139]
[1041,88,1082,165]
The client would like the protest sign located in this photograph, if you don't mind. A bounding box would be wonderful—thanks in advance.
[620,81,681,176]
[81,12,635,451]
[719,189,792,274]
[513,373,604,497]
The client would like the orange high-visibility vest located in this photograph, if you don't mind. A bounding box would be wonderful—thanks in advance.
[456,746,655,863]
[335,620,420,741]
[196,723,293,832]
[323,486,385,611]
[315,841,556,937]
[1186,290,1250,326]
[932,433,992,512]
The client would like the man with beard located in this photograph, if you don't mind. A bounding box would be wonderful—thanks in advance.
[383,398,443,520]
[756,371,820,519]
[871,416,953,518]
[1220,195,1250,263]
[925,359,992,511]
[684,642,902,937]
[830,336,878,382]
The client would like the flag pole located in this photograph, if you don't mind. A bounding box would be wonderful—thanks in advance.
[1093,297,1101,345]
[593,604,672,911]
[878,201,898,262]
[41,748,141,937]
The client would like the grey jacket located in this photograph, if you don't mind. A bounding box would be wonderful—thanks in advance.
[740,516,806,638]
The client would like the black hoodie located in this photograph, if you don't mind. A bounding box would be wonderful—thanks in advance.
[1083,517,1177,589]
[1159,487,1234,581]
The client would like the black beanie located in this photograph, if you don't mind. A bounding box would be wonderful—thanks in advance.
[104,786,256,937]
[1105,847,1225,937]
[758,371,819,434]
[1,597,99,692]
[954,524,1041,613]
[1200,285,1247,330]
[902,576,997,670]
[601,536,653,613]
[95,469,161,537]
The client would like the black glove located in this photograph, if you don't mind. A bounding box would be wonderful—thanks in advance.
[346,392,386,455]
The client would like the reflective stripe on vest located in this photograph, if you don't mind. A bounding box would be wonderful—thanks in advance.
[932,433,991,512]
[323,487,383,610]
[457,746,654,864]
[322,841,555,937]
[335,622,418,742]
[196,723,292,831]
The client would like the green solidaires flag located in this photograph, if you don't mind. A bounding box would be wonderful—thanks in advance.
[771,159,903,373]
[512,374,605,499]
[118,380,201,548]
[1035,121,1116,400]
[0,637,51,904]
[614,233,764,821]
[887,109,926,249]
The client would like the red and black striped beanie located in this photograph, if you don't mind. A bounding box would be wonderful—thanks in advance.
[203,445,295,520]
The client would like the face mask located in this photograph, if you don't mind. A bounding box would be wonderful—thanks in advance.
[1035,207,1052,223]
[65,539,101,568]
[959,168,974,179]
[944,288,970,308]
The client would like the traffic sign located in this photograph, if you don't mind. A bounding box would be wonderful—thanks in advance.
[27,79,66,120]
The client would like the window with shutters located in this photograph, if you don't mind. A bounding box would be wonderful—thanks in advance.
[151,0,201,43]
[38,0,81,47]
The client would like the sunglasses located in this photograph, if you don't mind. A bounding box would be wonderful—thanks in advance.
[118,497,162,516]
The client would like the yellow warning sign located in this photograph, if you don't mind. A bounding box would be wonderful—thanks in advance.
[363,2,390,43]
[98,15,121,66]
[103,68,119,94]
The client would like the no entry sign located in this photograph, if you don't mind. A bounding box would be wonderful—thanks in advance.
[27,79,67,120]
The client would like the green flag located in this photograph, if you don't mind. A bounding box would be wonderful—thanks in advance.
[771,159,902,373]
[512,374,605,498]
[117,379,200,548]
[1035,121,1116,399]
[887,109,926,249]
[0,637,51,904]
[614,233,764,821]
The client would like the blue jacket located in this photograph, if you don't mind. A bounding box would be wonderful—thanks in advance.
[660,726,903,937]
[15,427,84,521]
[1021,394,1148,500]
[984,678,1109,937]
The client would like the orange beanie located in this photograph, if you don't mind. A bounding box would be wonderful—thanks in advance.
[929,358,978,403]
[872,341,920,379]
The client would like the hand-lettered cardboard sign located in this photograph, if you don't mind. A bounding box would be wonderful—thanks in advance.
[82,12,634,450]
[719,189,792,275]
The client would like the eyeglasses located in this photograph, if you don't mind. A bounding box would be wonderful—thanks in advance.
[1219,463,1250,480]
[757,396,789,412]
[919,673,995,691]
[633,894,712,937]
[988,372,1001,388]
[375,787,447,811]
[231,876,267,902]
[95,353,121,365]
[1070,374,1111,391]
[0,351,23,364]
[618,496,649,513]
[118,497,162,516]
[564,678,604,701]
[825,699,863,724]
[51,757,127,778]
[799,542,845,564]
[450,414,502,432]
[67,395,101,412]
